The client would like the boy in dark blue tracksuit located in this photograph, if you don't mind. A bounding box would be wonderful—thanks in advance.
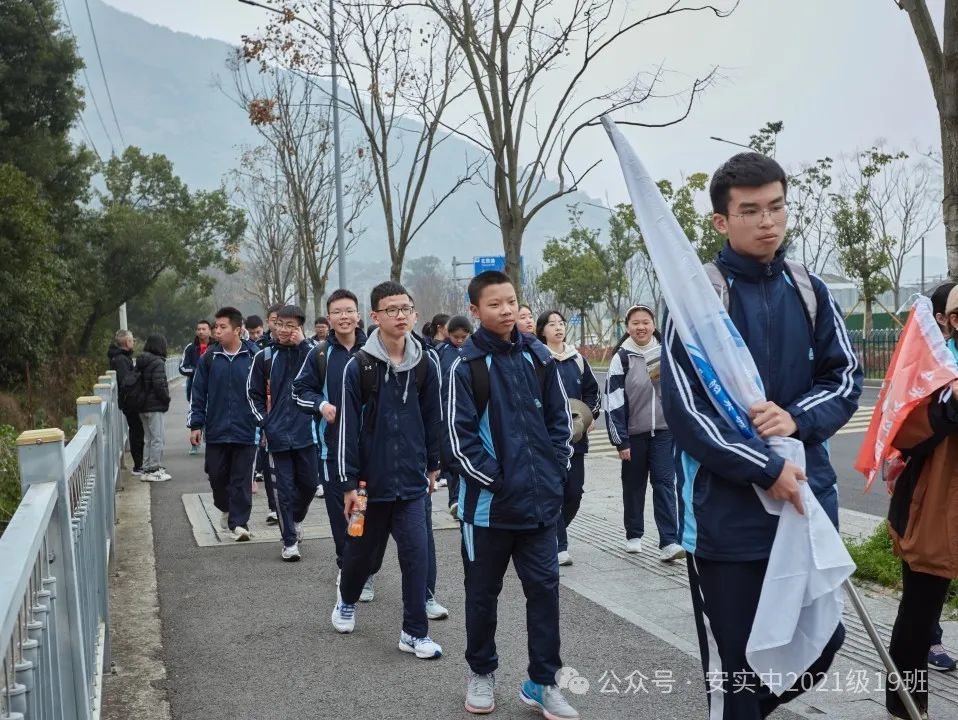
[247,304,318,562]
[659,153,862,720]
[447,271,579,719]
[333,281,444,660]
[188,307,260,540]
[291,289,367,574]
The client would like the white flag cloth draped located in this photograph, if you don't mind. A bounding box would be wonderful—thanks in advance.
[601,117,854,696]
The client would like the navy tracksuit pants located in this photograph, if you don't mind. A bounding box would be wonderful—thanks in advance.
[340,496,429,638]
[556,452,585,553]
[321,459,348,569]
[621,430,679,546]
[268,447,319,548]
[255,446,276,513]
[462,522,562,686]
[687,554,845,719]
[205,443,256,531]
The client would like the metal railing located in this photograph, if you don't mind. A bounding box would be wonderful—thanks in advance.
[164,356,180,382]
[1,371,126,719]
[847,328,901,379]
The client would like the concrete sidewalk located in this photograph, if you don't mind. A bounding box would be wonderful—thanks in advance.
[102,389,958,719]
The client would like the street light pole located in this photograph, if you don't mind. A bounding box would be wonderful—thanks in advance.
[330,0,347,290]
[921,235,926,294]
[709,135,753,151]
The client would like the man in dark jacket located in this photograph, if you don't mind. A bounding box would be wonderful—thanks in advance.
[138,335,172,481]
[189,307,260,541]
[659,152,862,719]
[247,305,318,561]
[333,281,443,661]
[178,320,212,399]
[108,330,145,474]
[292,289,367,580]
[446,270,577,718]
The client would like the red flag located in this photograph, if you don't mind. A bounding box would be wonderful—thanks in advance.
[855,297,958,492]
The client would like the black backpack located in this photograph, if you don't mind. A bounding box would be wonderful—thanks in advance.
[121,363,147,413]
[468,352,547,418]
[355,349,429,432]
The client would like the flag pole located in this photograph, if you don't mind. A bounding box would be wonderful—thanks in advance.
[843,579,923,720]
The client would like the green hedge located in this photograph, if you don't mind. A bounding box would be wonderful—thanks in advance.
[0,425,20,533]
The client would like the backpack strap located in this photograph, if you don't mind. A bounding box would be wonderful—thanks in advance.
[704,261,731,312]
[355,348,430,433]
[312,341,329,388]
[470,352,547,418]
[783,259,818,331]
[705,259,818,334]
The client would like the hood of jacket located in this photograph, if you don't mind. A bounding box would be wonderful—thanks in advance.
[362,328,423,405]
[108,343,131,361]
[548,342,579,362]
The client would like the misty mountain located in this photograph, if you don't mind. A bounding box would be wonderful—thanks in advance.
[67,0,611,268]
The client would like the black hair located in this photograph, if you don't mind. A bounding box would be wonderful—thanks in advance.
[931,282,957,316]
[519,303,532,315]
[314,316,329,327]
[535,309,566,343]
[245,314,263,329]
[422,322,434,337]
[370,281,410,311]
[277,304,306,325]
[214,306,244,329]
[709,152,788,215]
[267,302,283,317]
[446,315,472,335]
[143,334,168,358]
[430,314,450,335]
[196,319,211,329]
[326,288,358,310]
[468,270,513,305]
[611,304,661,354]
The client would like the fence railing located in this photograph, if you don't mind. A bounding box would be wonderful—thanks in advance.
[847,328,901,379]
[1,370,126,720]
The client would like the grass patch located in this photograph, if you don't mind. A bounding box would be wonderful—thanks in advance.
[845,520,958,617]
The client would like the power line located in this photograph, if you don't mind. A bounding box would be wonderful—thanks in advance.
[79,0,125,146]
[28,0,105,159]
[57,0,116,154]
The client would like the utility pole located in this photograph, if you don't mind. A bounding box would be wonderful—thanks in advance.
[330,0,347,290]
[118,303,128,331]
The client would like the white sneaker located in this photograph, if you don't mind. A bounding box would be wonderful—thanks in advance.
[331,601,356,633]
[426,597,449,620]
[315,484,325,498]
[140,471,169,482]
[557,550,572,566]
[232,525,251,542]
[659,543,686,563]
[449,502,459,520]
[265,511,278,525]
[624,538,643,553]
[281,543,301,562]
[437,477,448,488]
[220,511,229,530]
[398,631,442,659]
[465,671,496,714]
[359,576,375,602]
[156,470,172,481]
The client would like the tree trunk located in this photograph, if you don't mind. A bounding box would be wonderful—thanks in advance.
[390,248,404,283]
[579,308,586,348]
[864,297,874,337]
[503,224,523,290]
[942,114,958,280]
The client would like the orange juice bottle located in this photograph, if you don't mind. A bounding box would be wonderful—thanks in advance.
[347,481,368,537]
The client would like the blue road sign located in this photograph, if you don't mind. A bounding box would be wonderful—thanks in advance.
[473,255,524,280]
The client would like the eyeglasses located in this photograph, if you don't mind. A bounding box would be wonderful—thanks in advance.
[329,309,358,318]
[377,305,415,318]
[727,204,788,226]
[275,322,301,331]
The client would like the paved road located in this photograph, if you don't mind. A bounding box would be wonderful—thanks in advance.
[148,393,752,720]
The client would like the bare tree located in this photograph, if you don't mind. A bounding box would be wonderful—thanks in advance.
[897,0,958,280]
[230,146,298,308]
[420,0,731,281]
[228,56,371,316]
[787,157,837,275]
[854,148,940,308]
[242,2,481,281]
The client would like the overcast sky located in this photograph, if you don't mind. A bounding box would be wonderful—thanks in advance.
[102,0,949,265]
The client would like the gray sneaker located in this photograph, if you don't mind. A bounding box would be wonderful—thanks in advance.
[465,671,495,714]
[520,680,579,719]
[359,576,375,602]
